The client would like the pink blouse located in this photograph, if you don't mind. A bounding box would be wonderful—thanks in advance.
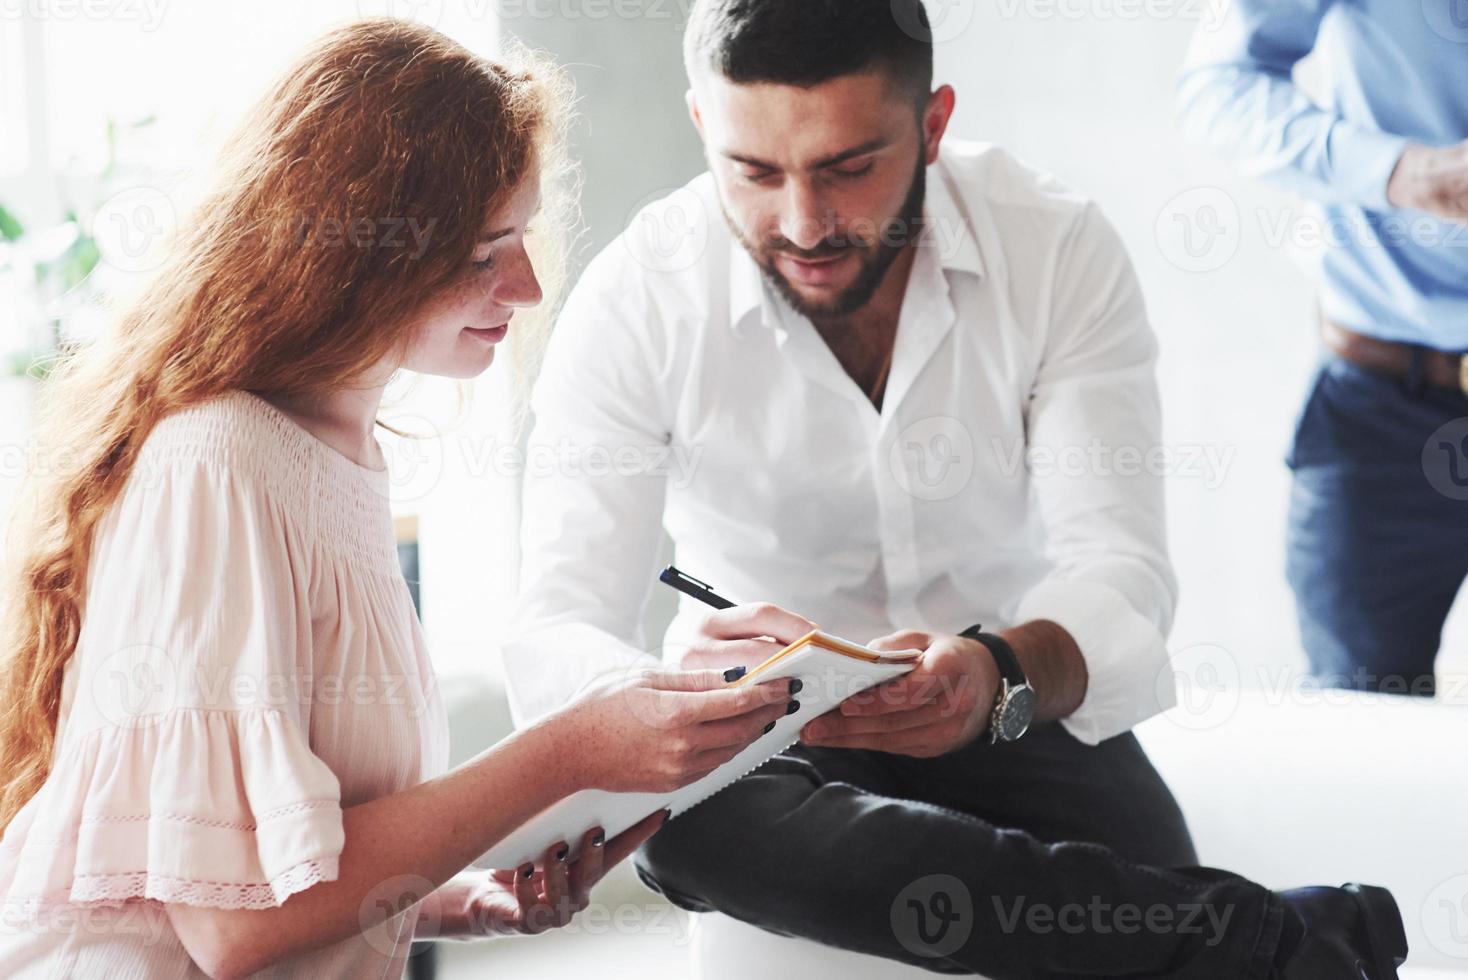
[0,391,450,978]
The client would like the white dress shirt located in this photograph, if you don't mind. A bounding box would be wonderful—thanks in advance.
[503,140,1177,746]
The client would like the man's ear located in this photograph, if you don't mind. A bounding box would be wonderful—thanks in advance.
[922,85,957,165]
[686,88,705,139]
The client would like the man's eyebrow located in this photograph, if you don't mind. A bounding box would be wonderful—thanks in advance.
[723,137,892,173]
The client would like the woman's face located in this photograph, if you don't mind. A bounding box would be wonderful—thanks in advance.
[403,174,545,379]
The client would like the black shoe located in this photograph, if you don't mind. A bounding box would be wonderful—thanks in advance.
[1275,883,1408,979]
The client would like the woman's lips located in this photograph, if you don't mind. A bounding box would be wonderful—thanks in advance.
[464,323,509,344]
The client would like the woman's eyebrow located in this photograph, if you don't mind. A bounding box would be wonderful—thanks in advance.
[478,229,514,243]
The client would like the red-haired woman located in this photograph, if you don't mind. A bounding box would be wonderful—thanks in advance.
[0,19,789,979]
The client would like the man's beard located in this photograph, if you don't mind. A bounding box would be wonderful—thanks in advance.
[723,157,928,321]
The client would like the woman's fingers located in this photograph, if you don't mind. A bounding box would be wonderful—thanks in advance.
[540,841,573,926]
[602,809,669,871]
[694,697,794,751]
[670,678,793,724]
[699,602,817,645]
[511,862,543,934]
[644,666,741,693]
[639,667,789,725]
[567,825,607,905]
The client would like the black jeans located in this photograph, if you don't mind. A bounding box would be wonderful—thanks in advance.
[634,723,1291,979]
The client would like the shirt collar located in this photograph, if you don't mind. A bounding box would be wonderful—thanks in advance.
[728,155,985,336]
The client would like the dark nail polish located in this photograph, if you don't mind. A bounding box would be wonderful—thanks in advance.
[591,831,605,847]
[788,678,803,696]
[554,843,569,862]
[785,700,801,715]
[762,720,776,735]
[723,666,747,682]
[518,863,534,880]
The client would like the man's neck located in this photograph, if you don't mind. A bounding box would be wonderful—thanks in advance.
[808,241,918,408]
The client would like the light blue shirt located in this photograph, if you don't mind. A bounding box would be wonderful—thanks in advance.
[1178,0,1468,351]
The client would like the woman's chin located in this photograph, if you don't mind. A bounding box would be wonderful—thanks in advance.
[411,350,496,380]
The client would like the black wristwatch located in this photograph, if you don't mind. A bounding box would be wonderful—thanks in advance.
[959,625,1036,744]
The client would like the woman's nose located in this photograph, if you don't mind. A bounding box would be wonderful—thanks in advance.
[496,250,544,309]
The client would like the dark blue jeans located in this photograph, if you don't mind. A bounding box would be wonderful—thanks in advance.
[1285,353,1468,695]
[636,725,1293,978]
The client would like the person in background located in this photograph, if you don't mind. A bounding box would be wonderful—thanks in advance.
[1178,0,1468,697]
[504,1,1410,976]
[0,20,789,979]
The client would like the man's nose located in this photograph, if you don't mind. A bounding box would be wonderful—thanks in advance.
[777,181,832,251]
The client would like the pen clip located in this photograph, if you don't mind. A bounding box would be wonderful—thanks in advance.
[663,566,713,592]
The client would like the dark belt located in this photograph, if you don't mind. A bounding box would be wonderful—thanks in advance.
[1322,318,1468,394]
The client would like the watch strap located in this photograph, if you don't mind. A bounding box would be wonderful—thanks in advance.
[959,625,1026,688]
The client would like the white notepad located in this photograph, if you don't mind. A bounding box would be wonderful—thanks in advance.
[473,630,922,870]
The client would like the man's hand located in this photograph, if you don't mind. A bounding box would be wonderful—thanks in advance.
[1387,141,1468,223]
[798,630,999,758]
[677,602,819,673]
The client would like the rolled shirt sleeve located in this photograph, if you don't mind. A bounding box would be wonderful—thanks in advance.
[1011,202,1179,745]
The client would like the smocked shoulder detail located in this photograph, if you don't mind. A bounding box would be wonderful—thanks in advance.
[137,391,399,574]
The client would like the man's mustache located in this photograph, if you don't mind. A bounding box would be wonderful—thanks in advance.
[761,238,866,260]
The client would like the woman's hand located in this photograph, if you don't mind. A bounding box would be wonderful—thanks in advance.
[558,663,797,794]
[430,811,670,939]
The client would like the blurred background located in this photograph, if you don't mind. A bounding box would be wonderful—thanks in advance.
[2,1,1465,977]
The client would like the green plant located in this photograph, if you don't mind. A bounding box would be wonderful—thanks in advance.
[0,115,154,380]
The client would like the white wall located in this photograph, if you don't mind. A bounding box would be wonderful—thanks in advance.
[924,2,1467,693]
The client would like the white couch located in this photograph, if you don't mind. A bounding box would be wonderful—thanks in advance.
[691,691,1468,979]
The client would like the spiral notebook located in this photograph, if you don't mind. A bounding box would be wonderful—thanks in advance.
[472,630,922,870]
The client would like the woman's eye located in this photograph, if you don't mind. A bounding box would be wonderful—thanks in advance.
[472,254,495,270]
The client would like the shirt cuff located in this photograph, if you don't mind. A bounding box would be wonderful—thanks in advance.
[1328,122,1411,213]
[500,622,660,728]
[1012,578,1176,746]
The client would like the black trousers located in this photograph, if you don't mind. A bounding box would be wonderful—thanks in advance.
[634,723,1290,979]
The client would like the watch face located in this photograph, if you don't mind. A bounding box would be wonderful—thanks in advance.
[995,685,1038,741]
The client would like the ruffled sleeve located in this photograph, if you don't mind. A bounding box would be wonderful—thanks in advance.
[0,444,344,913]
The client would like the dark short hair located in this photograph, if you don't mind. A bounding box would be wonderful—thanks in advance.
[683,0,935,107]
